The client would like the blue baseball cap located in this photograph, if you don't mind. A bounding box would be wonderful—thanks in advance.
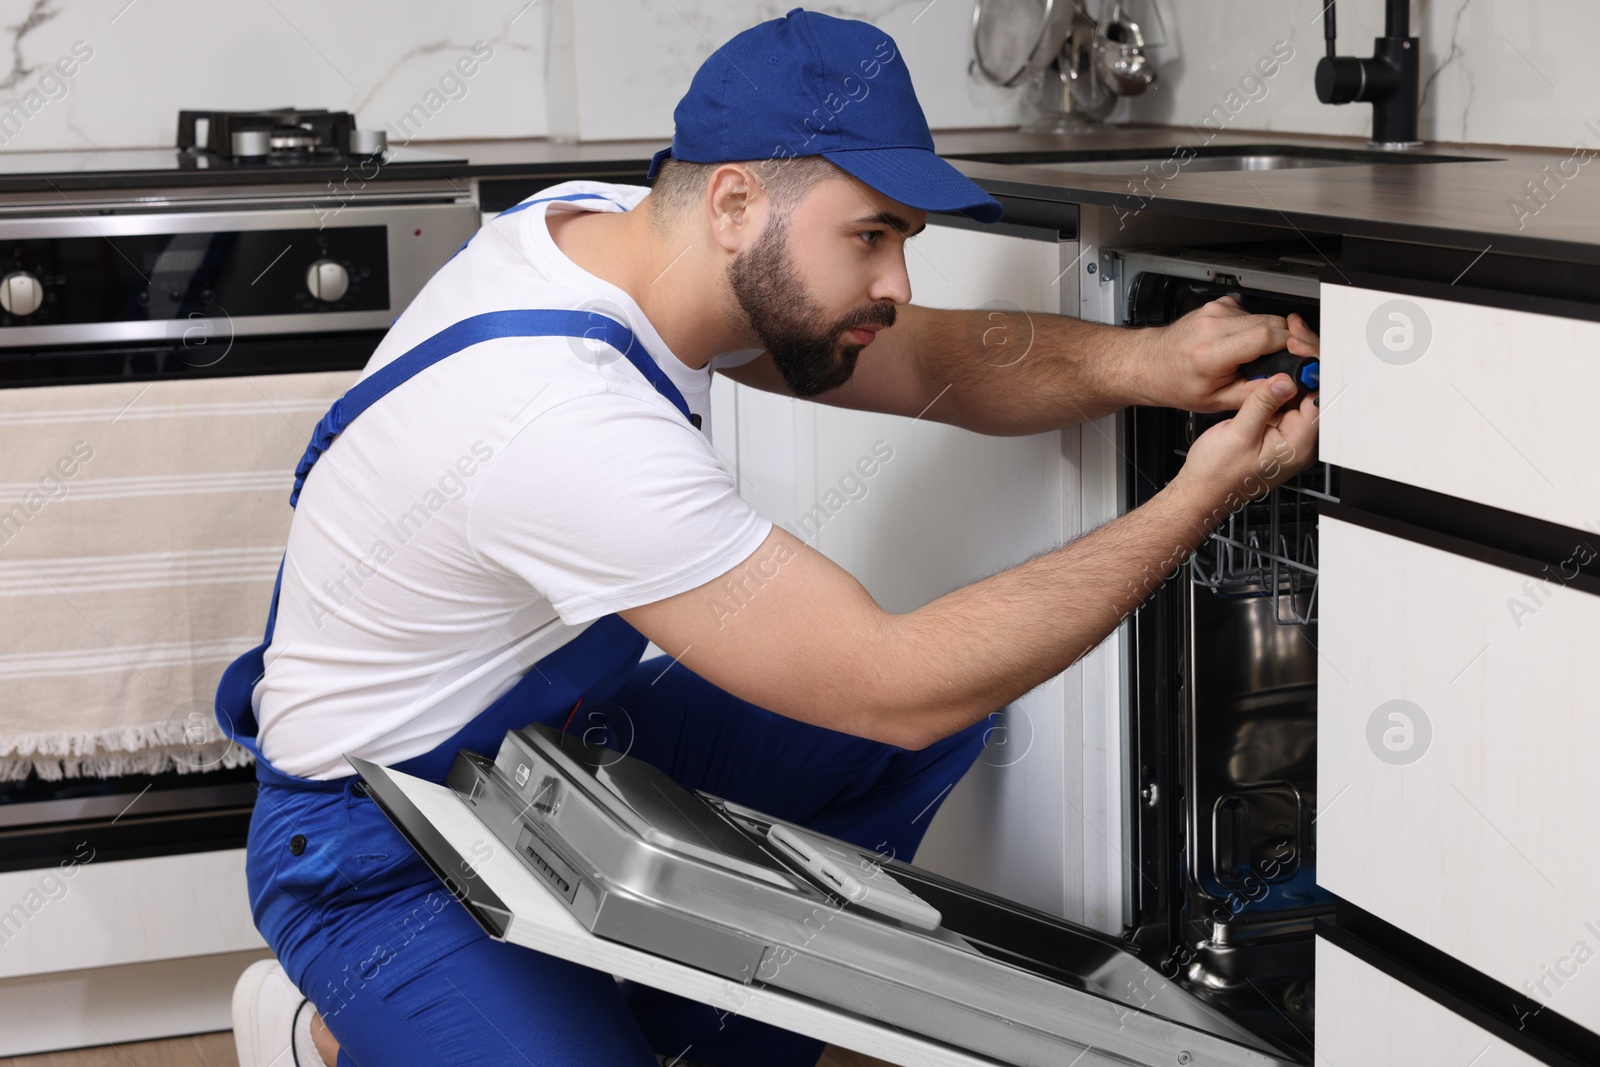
[647,7,1003,224]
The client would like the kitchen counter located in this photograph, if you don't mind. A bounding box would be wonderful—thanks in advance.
[3,124,1596,265]
[436,126,1600,267]
[336,127,1600,268]
[929,128,1600,268]
[0,137,668,197]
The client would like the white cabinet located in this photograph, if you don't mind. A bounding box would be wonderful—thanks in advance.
[1317,514,1600,1033]
[0,849,268,1055]
[1320,283,1600,531]
[1315,937,1544,1067]
[0,848,263,980]
[713,220,1126,930]
[1315,278,1600,1057]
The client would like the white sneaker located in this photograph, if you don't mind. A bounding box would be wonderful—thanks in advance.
[233,958,317,1067]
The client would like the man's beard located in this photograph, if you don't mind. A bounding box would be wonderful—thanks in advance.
[726,215,896,398]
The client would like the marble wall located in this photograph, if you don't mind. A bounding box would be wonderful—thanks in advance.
[0,0,550,151]
[0,1,1590,155]
[1114,0,1600,149]
[0,0,1020,153]
[543,0,1023,141]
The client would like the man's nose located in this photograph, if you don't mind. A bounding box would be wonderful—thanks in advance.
[868,255,912,306]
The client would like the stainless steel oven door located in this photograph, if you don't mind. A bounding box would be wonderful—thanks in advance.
[0,198,478,350]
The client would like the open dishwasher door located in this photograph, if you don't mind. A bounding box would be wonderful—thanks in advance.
[349,726,1304,1067]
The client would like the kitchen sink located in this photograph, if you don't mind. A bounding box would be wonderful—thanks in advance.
[953,144,1500,176]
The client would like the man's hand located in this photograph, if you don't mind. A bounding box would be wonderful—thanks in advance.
[1176,374,1320,507]
[1136,296,1319,413]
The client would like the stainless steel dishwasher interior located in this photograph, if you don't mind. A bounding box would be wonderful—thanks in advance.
[1117,242,1344,1063]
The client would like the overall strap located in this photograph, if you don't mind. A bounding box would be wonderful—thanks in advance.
[265,308,694,645]
[290,308,693,508]
[447,192,623,261]
[223,299,690,778]
[494,192,619,219]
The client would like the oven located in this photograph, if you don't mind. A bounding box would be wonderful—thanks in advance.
[0,183,479,875]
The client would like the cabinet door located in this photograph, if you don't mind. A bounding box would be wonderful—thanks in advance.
[1317,514,1600,1034]
[718,222,1123,927]
[0,849,264,981]
[1320,283,1600,531]
[818,225,1074,921]
[1316,937,1544,1067]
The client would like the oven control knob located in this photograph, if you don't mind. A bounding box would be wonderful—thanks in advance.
[305,259,350,303]
[1,271,44,316]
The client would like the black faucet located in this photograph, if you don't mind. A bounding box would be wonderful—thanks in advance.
[1314,0,1422,148]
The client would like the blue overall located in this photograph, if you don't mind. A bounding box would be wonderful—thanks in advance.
[216,257,987,1067]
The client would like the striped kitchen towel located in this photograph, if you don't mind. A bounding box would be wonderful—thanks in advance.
[0,370,357,781]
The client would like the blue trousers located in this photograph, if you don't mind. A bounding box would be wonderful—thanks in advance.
[245,656,989,1067]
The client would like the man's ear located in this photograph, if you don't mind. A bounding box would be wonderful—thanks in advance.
[706,163,761,254]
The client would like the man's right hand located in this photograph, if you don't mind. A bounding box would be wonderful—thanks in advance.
[1176,374,1320,508]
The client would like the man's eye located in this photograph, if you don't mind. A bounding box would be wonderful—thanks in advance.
[857,231,881,247]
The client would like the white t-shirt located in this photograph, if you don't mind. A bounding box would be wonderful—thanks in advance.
[255,181,773,779]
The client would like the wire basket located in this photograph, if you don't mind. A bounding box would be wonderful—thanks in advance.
[1179,421,1337,626]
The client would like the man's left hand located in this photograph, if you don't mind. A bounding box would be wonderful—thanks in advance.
[1135,296,1320,413]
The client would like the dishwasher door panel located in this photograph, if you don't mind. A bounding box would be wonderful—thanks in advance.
[354,732,1303,1067]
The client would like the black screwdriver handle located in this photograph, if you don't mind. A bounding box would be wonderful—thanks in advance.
[1240,350,1320,393]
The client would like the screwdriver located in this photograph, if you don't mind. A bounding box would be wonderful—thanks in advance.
[1240,350,1319,394]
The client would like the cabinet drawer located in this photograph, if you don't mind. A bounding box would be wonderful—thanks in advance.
[1320,283,1600,531]
[1317,515,1600,1035]
[1316,937,1543,1067]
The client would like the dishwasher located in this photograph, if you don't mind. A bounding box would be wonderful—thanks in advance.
[1116,243,1338,1061]
[353,241,1338,1067]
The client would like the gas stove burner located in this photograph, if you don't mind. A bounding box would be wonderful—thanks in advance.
[176,108,386,166]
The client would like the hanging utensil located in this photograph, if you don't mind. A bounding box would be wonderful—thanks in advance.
[970,0,1074,88]
[971,0,1160,133]
[1095,0,1158,96]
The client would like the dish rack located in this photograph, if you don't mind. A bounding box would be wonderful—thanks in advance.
[1178,415,1338,626]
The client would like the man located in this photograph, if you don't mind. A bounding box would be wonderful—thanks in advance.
[228,8,1319,1067]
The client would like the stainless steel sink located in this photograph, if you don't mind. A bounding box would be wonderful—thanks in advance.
[960,145,1499,176]
[1036,154,1373,174]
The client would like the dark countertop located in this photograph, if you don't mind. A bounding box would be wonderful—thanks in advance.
[437,126,1600,267]
[2,125,1594,264]
[0,138,668,196]
[927,128,1600,267]
[421,136,666,175]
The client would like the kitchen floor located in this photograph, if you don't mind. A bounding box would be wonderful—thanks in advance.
[4,1034,237,1067]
